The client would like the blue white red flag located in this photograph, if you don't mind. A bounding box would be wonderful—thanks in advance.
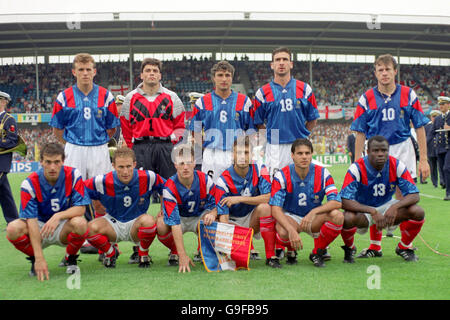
[198,221,253,272]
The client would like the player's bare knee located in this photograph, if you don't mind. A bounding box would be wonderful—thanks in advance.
[329,209,344,225]
[6,219,27,240]
[343,211,356,228]
[139,214,156,227]
[87,220,101,235]
[70,216,88,233]
[409,205,425,221]
[156,218,169,235]
[256,203,271,217]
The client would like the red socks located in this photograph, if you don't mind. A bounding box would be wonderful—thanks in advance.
[260,216,276,259]
[87,233,115,257]
[313,221,342,254]
[341,227,357,249]
[399,219,425,250]
[66,230,89,257]
[137,224,157,256]
[157,231,177,255]
[275,233,295,252]
[368,224,383,251]
[8,234,34,257]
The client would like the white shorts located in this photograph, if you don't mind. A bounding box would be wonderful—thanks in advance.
[283,211,319,238]
[357,199,399,234]
[103,214,137,244]
[181,210,210,234]
[229,210,261,240]
[389,138,417,179]
[65,142,112,180]
[265,143,293,177]
[38,219,68,248]
[201,148,233,182]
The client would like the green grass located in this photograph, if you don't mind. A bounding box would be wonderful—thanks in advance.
[0,165,449,300]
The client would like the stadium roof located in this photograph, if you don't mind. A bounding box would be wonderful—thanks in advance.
[1,0,449,59]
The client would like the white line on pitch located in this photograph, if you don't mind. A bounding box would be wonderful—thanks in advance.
[420,193,443,200]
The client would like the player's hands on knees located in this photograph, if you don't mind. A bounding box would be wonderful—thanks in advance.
[178,254,195,273]
[41,215,60,239]
[35,258,50,281]
[371,210,385,230]
[288,229,303,251]
[384,206,398,227]
[299,212,315,234]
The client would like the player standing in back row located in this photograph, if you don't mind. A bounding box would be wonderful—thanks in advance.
[50,53,119,181]
[189,60,254,182]
[350,54,430,252]
[253,47,319,177]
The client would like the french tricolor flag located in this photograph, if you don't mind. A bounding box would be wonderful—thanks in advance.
[198,221,253,272]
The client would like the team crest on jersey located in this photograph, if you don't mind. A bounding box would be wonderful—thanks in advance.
[313,195,320,203]
[139,197,145,205]
[390,184,396,192]
[235,113,240,121]
[96,109,103,118]
[296,99,302,108]
[400,109,404,118]
[200,201,205,207]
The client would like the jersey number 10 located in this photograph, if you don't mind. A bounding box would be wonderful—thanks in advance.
[381,108,395,121]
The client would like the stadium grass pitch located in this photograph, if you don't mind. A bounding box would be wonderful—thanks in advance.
[0,165,448,300]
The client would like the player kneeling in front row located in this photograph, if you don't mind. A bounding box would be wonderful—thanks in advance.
[340,135,425,263]
[215,135,277,267]
[84,147,165,268]
[6,143,90,280]
[156,144,225,273]
[270,138,343,268]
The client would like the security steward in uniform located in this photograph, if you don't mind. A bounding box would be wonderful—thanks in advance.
[432,96,450,200]
[425,110,442,188]
[0,91,19,224]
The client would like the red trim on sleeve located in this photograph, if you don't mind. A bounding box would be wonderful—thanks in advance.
[365,89,378,110]
[64,87,76,108]
[262,83,274,102]
[235,93,247,112]
[104,172,115,197]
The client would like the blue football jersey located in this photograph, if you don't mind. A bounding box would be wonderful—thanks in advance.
[215,163,271,217]
[351,85,429,145]
[20,166,91,223]
[163,170,216,226]
[269,163,340,217]
[50,84,119,146]
[188,91,255,151]
[340,156,419,207]
[85,169,165,223]
[253,78,319,144]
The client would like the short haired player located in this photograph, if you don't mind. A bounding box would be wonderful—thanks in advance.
[350,54,429,253]
[50,53,119,180]
[6,143,90,280]
[156,144,225,273]
[84,147,165,268]
[339,136,425,262]
[269,138,343,268]
[49,53,120,253]
[189,60,255,182]
[215,135,277,266]
[253,47,319,177]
